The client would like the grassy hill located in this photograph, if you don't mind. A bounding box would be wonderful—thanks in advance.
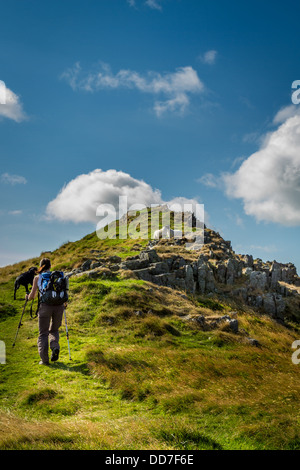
[1,212,300,450]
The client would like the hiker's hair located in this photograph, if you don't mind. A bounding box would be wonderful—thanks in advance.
[37,258,51,274]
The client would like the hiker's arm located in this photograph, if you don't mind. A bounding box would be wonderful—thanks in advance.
[25,276,38,301]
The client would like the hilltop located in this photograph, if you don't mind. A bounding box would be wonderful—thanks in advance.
[0,207,300,450]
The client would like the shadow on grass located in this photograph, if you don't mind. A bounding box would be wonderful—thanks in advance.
[155,427,223,450]
[50,361,90,375]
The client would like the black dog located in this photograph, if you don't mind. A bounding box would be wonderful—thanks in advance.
[14,267,37,300]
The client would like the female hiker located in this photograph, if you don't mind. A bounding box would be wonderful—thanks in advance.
[25,258,67,365]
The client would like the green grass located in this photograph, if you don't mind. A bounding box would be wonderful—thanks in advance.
[1,233,300,450]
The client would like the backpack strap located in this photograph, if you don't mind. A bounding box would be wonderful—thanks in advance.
[38,271,51,295]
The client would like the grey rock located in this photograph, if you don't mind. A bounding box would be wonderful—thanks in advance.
[110,264,120,272]
[90,249,104,255]
[263,293,285,320]
[274,294,285,320]
[219,315,231,322]
[185,264,196,294]
[246,338,261,347]
[225,259,242,284]
[133,268,153,282]
[232,287,248,302]
[165,257,176,269]
[152,272,176,287]
[139,249,160,263]
[135,310,143,316]
[198,263,207,294]
[225,259,236,285]
[197,257,215,294]
[243,267,253,276]
[243,254,254,268]
[192,261,198,277]
[281,264,297,283]
[90,261,102,270]
[148,262,169,275]
[120,258,149,270]
[195,315,206,326]
[197,254,209,265]
[205,268,215,293]
[262,293,275,315]
[227,318,239,333]
[64,270,78,279]
[174,267,186,279]
[204,314,238,333]
[81,259,92,271]
[270,261,282,289]
[216,262,226,284]
[87,267,114,279]
[249,271,267,291]
[172,256,187,270]
[108,255,122,263]
[255,295,263,308]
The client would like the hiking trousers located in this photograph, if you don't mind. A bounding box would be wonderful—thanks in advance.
[37,303,64,363]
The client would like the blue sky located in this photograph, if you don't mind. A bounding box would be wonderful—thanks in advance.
[1,0,300,271]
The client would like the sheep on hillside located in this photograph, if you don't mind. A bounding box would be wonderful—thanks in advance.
[153,225,182,239]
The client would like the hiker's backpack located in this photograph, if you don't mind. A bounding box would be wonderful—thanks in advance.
[38,271,69,306]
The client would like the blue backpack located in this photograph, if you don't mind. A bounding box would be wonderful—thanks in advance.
[39,271,69,306]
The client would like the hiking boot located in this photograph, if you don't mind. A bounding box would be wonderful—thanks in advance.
[39,360,49,366]
[51,348,59,362]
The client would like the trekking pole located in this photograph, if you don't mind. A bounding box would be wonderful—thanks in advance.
[63,308,72,360]
[12,299,28,347]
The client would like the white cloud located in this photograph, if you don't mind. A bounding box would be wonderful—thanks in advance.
[46,169,201,225]
[197,173,220,188]
[1,173,27,185]
[61,62,204,117]
[198,50,218,65]
[8,210,22,215]
[154,93,190,117]
[0,82,27,122]
[223,105,300,226]
[127,0,162,9]
[242,132,261,144]
[145,0,162,10]
[273,104,300,124]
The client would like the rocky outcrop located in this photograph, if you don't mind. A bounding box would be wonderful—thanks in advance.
[66,227,299,324]
[120,237,299,322]
[182,313,239,333]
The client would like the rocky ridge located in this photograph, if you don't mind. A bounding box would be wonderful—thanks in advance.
[66,227,300,324]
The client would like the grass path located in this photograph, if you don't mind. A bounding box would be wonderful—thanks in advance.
[1,265,300,450]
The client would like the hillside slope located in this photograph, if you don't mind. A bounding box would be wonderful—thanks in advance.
[1,208,300,450]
